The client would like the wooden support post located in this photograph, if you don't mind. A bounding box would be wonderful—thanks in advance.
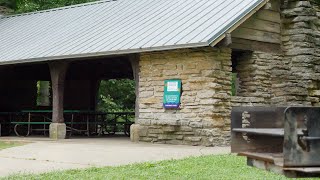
[216,33,232,47]
[49,61,68,139]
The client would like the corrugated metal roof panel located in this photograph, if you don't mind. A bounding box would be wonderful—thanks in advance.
[0,0,266,65]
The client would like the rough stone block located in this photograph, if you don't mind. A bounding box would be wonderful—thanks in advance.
[136,119,151,125]
[138,126,149,137]
[140,137,153,142]
[310,90,320,96]
[189,122,203,128]
[175,135,184,140]
[175,131,195,135]
[165,140,183,145]
[180,126,193,132]
[148,128,163,134]
[50,123,66,140]
[153,119,180,126]
[162,125,177,131]
[130,124,141,142]
[140,91,154,98]
[184,137,202,142]
[140,97,160,104]
[158,134,174,140]
[295,1,311,8]
[148,134,160,138]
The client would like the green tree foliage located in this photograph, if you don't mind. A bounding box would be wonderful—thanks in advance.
[0,0,97,13]
[14,0,96,13]
[36,81,51,106]
[0,0,17,9]
[97,79,136,112]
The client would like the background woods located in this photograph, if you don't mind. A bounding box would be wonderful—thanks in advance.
[0,0,95,13]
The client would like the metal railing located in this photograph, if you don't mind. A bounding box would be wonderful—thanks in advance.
[0,111,135,137]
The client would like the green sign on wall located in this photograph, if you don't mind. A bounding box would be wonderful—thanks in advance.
[163,79,182,109]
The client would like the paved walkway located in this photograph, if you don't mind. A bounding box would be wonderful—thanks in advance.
[0,137,230,177]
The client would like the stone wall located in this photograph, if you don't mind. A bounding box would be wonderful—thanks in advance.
[278,0,320,106]
[130,0,320,147]
[232,0,320,107]
[232,52,283,107]
[132,47,232,146]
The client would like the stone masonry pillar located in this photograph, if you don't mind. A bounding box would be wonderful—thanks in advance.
[134,47,232,146]
[49,61,68,139]
[279,0,319,105]
[129,55,140,142]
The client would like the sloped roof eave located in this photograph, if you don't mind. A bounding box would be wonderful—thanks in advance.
[0,42,210,65]
[0,0,267,65]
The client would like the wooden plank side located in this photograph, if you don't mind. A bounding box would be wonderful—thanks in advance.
[283,167,320,173]
[240,17,280,34]
[254,9,281,23]
[228,3,281,47]
[238,152,283,164]
[269,0,280,12]
[231,27,281,44]
[230,38,282,54]
[263,0,281,12]
[233,128,285,136]
[231,107,285,153]
[284,107,320,167]
[233,128,304,136]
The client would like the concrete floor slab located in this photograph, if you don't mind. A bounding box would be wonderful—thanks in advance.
[0,137,230,177]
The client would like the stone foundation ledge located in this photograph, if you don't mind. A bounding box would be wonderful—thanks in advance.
[130,124,230,146]
[231,96,269,107]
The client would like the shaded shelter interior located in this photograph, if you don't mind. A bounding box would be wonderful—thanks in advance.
[0,56,133,111]
[0,56,134,136]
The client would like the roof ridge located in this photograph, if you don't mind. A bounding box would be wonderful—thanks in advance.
[1,0,117,19]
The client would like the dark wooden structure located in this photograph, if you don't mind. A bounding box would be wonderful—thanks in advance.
[231,107,320,177]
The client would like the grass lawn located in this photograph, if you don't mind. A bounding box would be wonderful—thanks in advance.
[0,141,25,150]
[4,154,317,180]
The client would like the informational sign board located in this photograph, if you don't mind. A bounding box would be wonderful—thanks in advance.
[163,79,182,109]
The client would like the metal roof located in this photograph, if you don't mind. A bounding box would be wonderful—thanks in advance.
[0,0,267,65]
